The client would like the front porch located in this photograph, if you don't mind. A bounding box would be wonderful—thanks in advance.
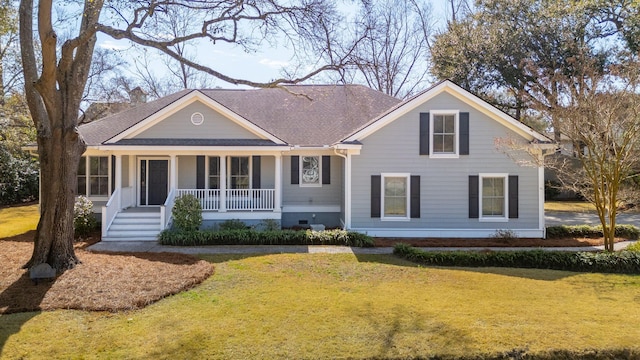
[101,152,283,241]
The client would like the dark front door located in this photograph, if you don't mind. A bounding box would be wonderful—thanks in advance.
[140,159,168,206]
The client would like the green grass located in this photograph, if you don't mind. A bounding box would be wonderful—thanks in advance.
[2,254,640,359]
[545,200,597,212]
[0,204,39,238]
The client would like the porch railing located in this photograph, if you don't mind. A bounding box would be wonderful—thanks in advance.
[160,188,177,230]
[176,188,275,211]
[102,187,121,238]
[121,186,135,209]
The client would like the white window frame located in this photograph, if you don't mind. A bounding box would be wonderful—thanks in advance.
[206,156,221,189]
[479,173,509,222]
[227,156,252,189]
[381,173,410,221]
[77,156,111,198]
[430,110,459,159]
[299,155,322,188]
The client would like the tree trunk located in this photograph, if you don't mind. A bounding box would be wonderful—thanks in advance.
[23,122,84,272]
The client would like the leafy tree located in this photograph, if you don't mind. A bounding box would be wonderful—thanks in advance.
[19,0,354,272]
[431,0,638,137]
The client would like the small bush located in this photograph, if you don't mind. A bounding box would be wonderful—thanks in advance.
[74,196,97,237]
[219,219,249,231]
[490,229,518,241]
[626,241,640,253]
[254,219,280,231]
[158,228,374,247]
[546,224,640,239]
[172,194,202,231]
[393,244,640,274]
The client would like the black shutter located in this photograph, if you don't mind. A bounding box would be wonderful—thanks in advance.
[419,112,430,155]
[291,156,299,184]
[469,175,479,218]
[111,155,115,194]
[371,175,381,218]
[252,156,261,189]
[509,175,519,218]
[322,156,331,184]
[460,112,470,155]
[196,156,205,189]
[410,175,420,218]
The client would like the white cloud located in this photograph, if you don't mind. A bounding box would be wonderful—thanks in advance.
[99,40,129,51]
[259,58,289,68]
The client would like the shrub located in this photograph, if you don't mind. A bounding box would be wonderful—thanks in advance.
[158,228,374,247]
[219,219,248,231]
[74,196,97,237]
[0,145,39,205]
[172,194,202,231]
[254,219,280,231]
[626,241,640,253]
[393,244,640,274]
[490,229,518,241]
[546,224,640,239]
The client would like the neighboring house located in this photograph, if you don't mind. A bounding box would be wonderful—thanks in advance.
[74,80,554,241]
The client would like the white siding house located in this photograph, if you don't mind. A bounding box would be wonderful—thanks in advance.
[74,81,554,241]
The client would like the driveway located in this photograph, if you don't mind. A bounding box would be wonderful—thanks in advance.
[545,211,640,226]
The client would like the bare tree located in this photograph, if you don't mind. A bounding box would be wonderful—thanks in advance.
[549,80,640,251]
[342,0,434,99]
[0,0,24,102]
[19,0,353,272]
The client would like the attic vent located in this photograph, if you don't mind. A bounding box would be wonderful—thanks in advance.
[191,112,204,126]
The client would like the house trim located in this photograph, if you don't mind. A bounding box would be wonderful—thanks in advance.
[106,91,286,145]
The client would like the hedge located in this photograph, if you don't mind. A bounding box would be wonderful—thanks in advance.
[393,244,640,274]
[546,224,639,239]
[158,228,375,247]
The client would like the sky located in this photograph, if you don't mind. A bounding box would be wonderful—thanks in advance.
[96,0,455,90]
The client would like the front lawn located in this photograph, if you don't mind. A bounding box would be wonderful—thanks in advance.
[2,253,639,359]
[0,203,39,238]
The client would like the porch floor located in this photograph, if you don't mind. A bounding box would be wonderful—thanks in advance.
[121,207,161,213]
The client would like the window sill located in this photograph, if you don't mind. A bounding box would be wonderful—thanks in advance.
[479,217,509,223]
[429,154,459,159]
[299,184,322,188]
[381,217,411,222]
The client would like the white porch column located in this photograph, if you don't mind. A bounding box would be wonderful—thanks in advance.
[115,154,122,209]
[220,155,227,212]
[170,155,177,190]
[345,153,352,229]
[274,154,282,212]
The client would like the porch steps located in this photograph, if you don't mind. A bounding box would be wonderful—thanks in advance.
[103,211,161,242]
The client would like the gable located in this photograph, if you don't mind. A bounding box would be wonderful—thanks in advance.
[132,100,261,140]
[344,80,550,144]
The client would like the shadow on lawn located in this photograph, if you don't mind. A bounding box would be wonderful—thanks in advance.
[0,274,53,351]
[354,253,575,281]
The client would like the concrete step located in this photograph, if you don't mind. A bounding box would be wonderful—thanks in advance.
[117,212,161,219]
[106,230,161,238]
[112,217,161,225]
[109,223,160,231]
[102,235,158,242]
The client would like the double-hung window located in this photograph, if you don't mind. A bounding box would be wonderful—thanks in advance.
[229,156,250,189]
[431,111,459,158]
[208,156,220,189]
[381,173,410,220]
[480,173,508,221]
[77,156,109,196]
[300,156,321,187]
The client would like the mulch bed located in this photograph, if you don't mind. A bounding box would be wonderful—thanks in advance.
[0,233,214,314]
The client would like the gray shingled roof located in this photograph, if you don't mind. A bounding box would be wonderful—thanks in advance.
[114,138,280,146]
[78,85,400,147]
